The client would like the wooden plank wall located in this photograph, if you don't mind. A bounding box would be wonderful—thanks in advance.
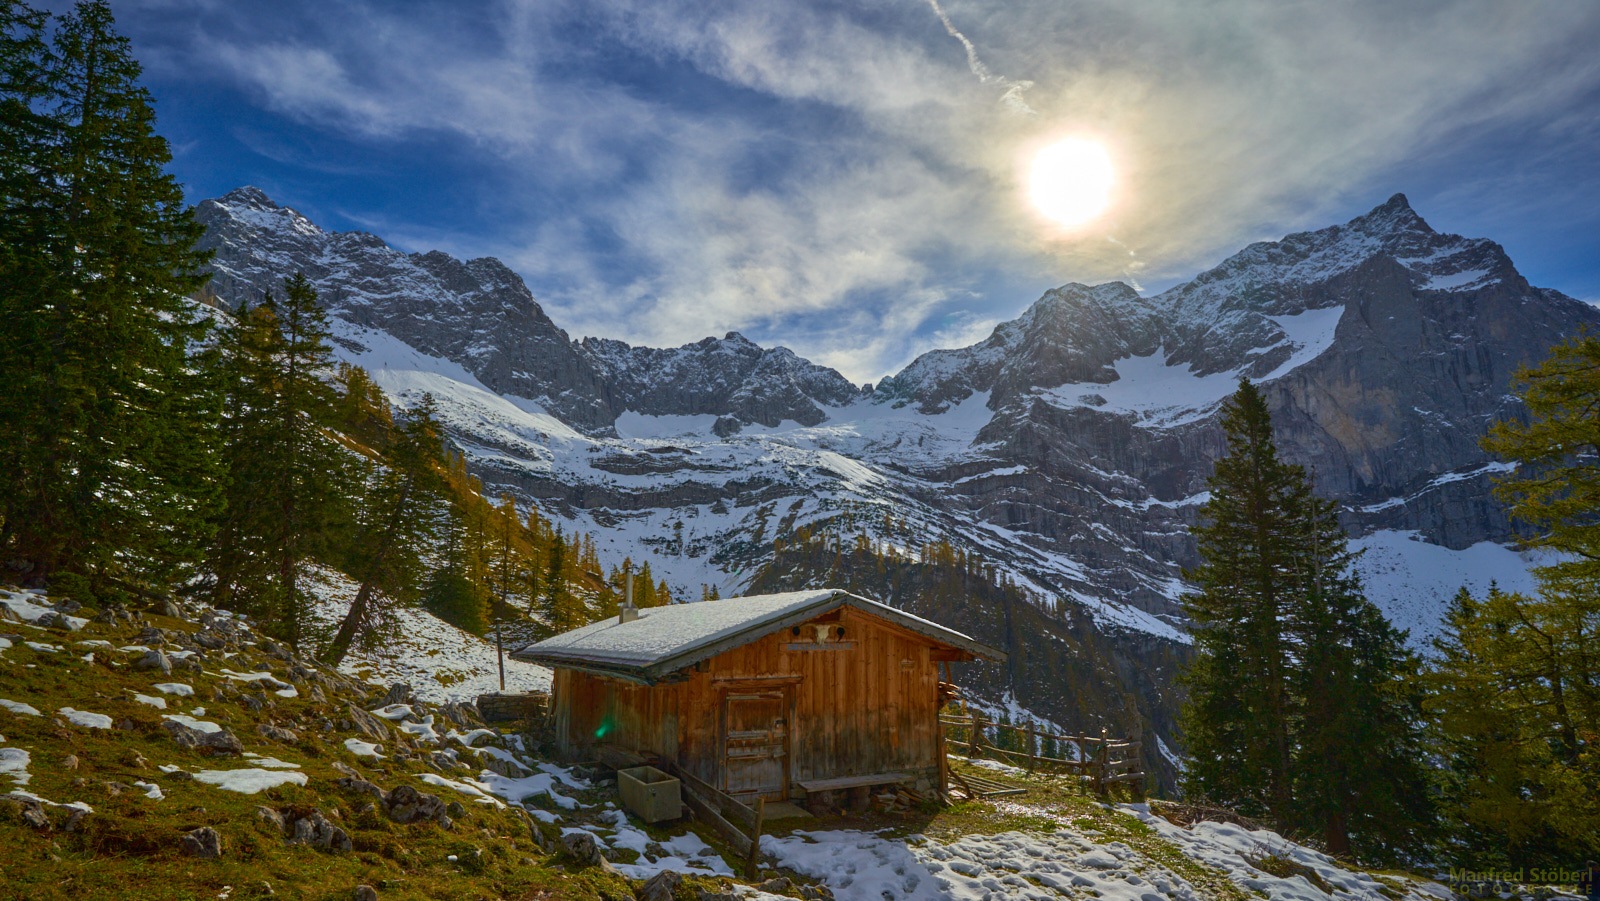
[553,607,943,794]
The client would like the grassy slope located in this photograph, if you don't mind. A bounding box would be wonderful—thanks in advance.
[3,592,1459,901]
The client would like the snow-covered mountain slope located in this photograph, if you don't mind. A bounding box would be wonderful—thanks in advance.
[197,188,861,431]
[193,188,1597,765]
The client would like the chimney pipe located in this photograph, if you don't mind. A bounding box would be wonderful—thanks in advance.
[619,573,638,624]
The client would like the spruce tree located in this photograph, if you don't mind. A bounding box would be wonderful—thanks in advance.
[1182,379,1306,826]
[207,274,349,649]
[1183,379,1431,861]
[0,0,217,597]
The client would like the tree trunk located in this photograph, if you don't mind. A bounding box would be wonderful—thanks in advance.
[324,578,375,667]
[1324,811,1351,859]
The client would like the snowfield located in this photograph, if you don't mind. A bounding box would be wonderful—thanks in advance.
[303,564,552,703]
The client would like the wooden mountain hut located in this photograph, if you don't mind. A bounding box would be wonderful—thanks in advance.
[511,589,1003,805]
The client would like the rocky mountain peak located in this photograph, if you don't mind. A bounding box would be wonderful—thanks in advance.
[1347,192,1432,237]
[217,185,276,209]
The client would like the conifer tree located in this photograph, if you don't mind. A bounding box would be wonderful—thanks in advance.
[1485,334,1600,587]
[208,274,349,649]
[324,397,448,665]
[1183,379,1430,860]
[1425,585,1600,864]
[538,527,571,635]
[0,0,217,597]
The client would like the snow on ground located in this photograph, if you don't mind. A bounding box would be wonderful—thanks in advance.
[1,747,31,786]
[151,683,194,696]
[163,714,222,734]
[57,707,113,729]
[303,564,551,702]
[191,768,309,794]
[1033,306,1344,431]
[417,772,505,807]
[764,803,1450,901]
[242,754,301,769]
[133,693,167,709]
[345,738,383,758]
[1,699,42,716]
[0,588,89,630]
[1352,529,1542,647]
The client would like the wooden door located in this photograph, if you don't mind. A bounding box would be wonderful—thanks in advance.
[723,688,789,801]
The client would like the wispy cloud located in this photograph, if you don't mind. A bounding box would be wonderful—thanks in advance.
[122,0,1600,382]
[924,0,1035,115]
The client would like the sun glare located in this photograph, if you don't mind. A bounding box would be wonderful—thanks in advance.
[1029,138,1114,227]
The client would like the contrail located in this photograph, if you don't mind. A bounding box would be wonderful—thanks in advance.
[924,0,1035,115]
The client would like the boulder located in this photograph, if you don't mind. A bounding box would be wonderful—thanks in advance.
[335,776,391,806]
[161,720,244,755]
[134,649,172,674]
[255,805,287,834]
[181,826,223,859]
[384,784,446,825]
[379,682,412,707]
[560,830,619,874]
[353,886,378,901]
[345,704,391,741]
[637,870,681,901]
[257,724,299,743]
[287,810,351,851]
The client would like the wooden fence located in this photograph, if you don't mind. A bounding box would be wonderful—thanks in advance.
[939,708,1145,800]
[655,759,767,879]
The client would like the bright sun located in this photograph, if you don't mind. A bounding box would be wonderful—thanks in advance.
[1029,138,1114,227]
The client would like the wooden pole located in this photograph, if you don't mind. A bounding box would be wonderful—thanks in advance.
[970,710,983,758]
[1094,728,1110,797]
[745,797,766,879]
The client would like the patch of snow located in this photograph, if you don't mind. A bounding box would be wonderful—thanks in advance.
[242,754,301,769]
[151,683,195,697]
[0,594,88,630]
[370,704,416,721]
[58,707,113,729]
[1156,735,1187,773]
[133,693,167,709]
[1425,268,1495,290]
[193,768,308,794]
[1,699,42,717]
[303,564,551,702]
[344,738,384,758]
[5,789,92,813]
[475,762,586,811]
[398,716,441,744]
[24,641,60,653]
[134,780,164,800]
[1,747,31,786]
[448,728,496,748]
[418,772,505,807]
[163,714,222,734]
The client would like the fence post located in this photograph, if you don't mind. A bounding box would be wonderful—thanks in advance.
[1094,728,1110,797]
[970,710,983,758]
[1025,724,1036,773]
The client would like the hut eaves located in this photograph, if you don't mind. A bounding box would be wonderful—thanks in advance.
[510,589,1003,684]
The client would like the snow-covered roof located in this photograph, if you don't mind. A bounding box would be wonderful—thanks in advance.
[510,589,1002,684]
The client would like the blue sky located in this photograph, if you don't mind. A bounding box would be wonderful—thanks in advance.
[87,0,1600,382]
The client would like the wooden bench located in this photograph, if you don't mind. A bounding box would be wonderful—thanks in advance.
[798,773,911,812]
[797,773,911,793]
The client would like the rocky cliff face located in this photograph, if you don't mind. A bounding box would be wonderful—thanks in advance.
[196,188,859,431]
[194,187,1594,759]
